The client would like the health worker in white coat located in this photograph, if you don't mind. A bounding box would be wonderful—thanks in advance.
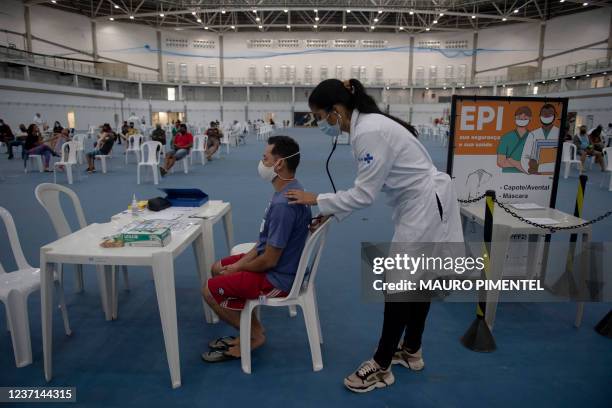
[286,78,464,394]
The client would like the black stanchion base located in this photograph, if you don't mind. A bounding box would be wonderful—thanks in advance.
[460,317,497,352]
[594,310,612,339]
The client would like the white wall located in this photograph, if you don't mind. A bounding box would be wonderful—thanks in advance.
[97,21,158,74]
[0,0,26,49]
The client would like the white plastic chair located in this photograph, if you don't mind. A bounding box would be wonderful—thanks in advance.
[601,147,612,191]
[24,154,43,173]
[562,142,582,179]
[53,141,79,185]
[220,132,231,155]
[34,183,130,302]
[237,219,332,374]
[137,141,162,185]
[0,207,71,367]
[190,135,207,165]
[125,134,143,164]
[95,147,112,174]
[72,134,87,164]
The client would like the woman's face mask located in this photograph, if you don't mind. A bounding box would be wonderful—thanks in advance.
[515,117,530,127]
[318,111,342,138]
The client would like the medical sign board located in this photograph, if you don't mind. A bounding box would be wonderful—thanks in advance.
[447,95,569,208]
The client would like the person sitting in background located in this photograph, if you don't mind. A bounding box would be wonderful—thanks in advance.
[85,123,115,173]
[151,124,167,146]
[50,128,71,154]
[205,121,222,160]
[7,124,27,159]
[160,123,193,176]
[588,125,605,152]
[119,121,129,144]
[171,120,182,138]
[201,135,310,362]
[24,123,59,172]
[33,113,44,127]
[0,119,14,152]
[52,121,63,134]
[605,123,612,147]
[41,123,52,139]
[573,125,605,171]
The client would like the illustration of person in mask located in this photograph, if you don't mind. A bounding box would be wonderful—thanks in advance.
[521,104,560,175]
[497,106,531,173]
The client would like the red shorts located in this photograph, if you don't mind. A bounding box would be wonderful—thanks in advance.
[207,253,287,310]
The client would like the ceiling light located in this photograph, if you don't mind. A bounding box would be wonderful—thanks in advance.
[159,13,164,17]
[439,13,444,16]
[374,18,379,22]
[528,82,531,85]
[221,10,226,14]
[286,24,291,29]
[370,26,375,29]
[252,9,257,13]
[129,15,134,19]
[283,9,288,13]
[425,87,429,90]
[560,0,565,2]
[583,2,588,5]
[603,72,608,75]
[385,86,389,90]
[514,9,519,13]
[378,10,383,14]
[502,84,506,87]
[114,4,119,8]
[443,87,446,90]
[554,79,559,82]
[425,27,430,31]
[258,25,263,29]
[231,25,235,29]
[399,26,404,30]
[433,20,438,24]
[471,15,476,19]
[192,11,196,15]
[342,25,347,29]
[51,0,57,3]
[346,9,351,13]
[197,18,202,22]
[109,17,114,21]
[204,26,209,30]
[586,74,590,77]
[256,17,260,21]
[313,24,317,28]
[572,76,576,79]
[314,9,318,12]
[502,17,507,21]
[315,17,319,21]
[409,11,414,15]
[462,86,466,89]
[479,85,483,88]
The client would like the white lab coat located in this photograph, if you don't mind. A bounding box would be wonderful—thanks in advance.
[521,126,559,173]
[317,110,463,243]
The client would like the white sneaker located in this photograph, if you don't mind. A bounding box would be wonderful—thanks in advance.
[392,346,425,371]
[344,359,395,393]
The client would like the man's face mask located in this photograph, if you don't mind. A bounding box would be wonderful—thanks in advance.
[257,151,300,182]
[540,114,555,125]
[318,111,342,138]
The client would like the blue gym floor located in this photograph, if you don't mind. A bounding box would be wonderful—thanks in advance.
[0,128,610,407]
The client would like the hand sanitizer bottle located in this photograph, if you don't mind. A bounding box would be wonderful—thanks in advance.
[131,194,138,216]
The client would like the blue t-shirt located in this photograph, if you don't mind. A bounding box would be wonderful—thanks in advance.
[256,180,312,293]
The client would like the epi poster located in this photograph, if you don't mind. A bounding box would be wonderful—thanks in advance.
[448,96,568,207]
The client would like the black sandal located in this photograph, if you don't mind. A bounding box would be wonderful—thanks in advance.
[208,335,236,350]
[201,349,240,363]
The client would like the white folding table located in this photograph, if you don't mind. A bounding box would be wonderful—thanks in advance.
[40,201,233,389]
[460,204,592,331]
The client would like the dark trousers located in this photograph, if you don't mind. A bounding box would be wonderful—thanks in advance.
[7,140,24,158]
[373,300,431,369]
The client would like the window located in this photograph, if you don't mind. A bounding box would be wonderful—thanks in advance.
[166,62,176,82]
[248,65,257,84]
[335,65,343,79]
[532,86,539,95]
[179,63,188,82]
[196,64,205,83]
[67,111,76,129]
[167,87,176,101]
[304,65,313,85]
[320,66,328,81]
[263,65,272,84]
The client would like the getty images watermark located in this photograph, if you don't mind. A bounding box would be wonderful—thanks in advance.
[360,242,611,303]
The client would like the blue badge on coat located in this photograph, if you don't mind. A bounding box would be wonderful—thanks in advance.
[358,153,374,164]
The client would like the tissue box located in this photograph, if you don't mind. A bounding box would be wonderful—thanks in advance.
[122,221,172,247]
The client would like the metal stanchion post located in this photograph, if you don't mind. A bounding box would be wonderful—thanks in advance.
[460,190,497,352]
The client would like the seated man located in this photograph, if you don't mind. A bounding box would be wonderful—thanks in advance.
[160,123,193,176]
[7,124,27,159]
[201,135,311,362]
[205,121,222,160]
[151,123,166,146]
[574,125,605,171]
[85,123,115,173]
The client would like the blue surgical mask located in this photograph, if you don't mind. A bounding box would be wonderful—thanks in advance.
[318,112,341,138]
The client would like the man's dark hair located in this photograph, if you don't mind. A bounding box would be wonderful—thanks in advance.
[180,123,187,131]
[129,122,134,126]
[268,135,300,173]
[540,104,556,115]
[210,121,216,127]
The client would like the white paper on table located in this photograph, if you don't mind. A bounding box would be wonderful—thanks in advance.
[509,203,545,210]
[140,207,195,221]
[524,217,561,225]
